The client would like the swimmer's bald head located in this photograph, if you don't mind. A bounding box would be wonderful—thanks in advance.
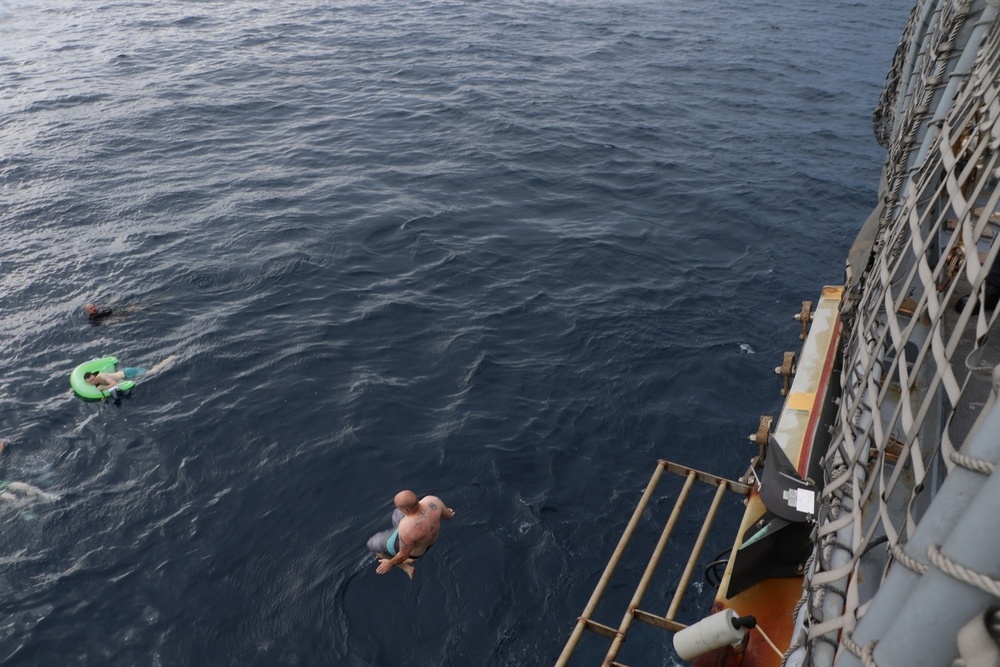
[394,490,419,511]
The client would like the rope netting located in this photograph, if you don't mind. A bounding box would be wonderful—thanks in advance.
[788,3,1000,664]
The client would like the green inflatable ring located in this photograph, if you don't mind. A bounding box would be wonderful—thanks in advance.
[70,356,136,400]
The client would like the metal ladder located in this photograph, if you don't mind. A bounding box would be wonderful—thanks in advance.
[555,459,751,667]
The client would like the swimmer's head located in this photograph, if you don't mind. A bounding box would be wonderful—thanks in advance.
[85,303,97,315]
[394,490,419,512]
[84,372,99,385]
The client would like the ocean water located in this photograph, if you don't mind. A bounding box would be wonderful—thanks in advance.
[0,1,911,665]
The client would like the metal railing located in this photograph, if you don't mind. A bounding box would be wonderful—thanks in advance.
[555,459,750,667]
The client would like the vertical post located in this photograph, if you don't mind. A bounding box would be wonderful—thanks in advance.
[665,481,728,620]
[554,460,667,667]
[602,471,697,665]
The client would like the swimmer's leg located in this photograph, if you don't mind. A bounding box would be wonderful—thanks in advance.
[391,508,404,527]
[146,355,179,377]
[122,367,146,380]
[366,528,395,557]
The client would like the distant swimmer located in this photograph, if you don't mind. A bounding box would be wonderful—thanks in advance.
[84,355,179,392]
[366,489,455,579]
[85,301,146,325]
[85,303,114,322]
[0,440,59,506]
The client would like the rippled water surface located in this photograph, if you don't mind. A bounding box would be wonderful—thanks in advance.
[1,1,911,664]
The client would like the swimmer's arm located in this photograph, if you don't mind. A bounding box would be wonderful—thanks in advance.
[442,506,455,520]
[89,373,118,391]
[376,539,414,574]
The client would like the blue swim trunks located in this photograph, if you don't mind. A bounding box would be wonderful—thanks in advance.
[123,367,146,380]
[386,528,399,556]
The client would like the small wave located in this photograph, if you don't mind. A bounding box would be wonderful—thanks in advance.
[24,93,111,113]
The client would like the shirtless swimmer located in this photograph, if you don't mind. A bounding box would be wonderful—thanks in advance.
[84,355,179,391]
[366,489,455,579]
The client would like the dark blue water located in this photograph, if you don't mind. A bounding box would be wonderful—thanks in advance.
[1,1,910,665]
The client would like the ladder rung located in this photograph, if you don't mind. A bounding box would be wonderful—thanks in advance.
[580,617,618,640]
[659,459,752,495]
[633,609,687,632]
[556,459,749,666]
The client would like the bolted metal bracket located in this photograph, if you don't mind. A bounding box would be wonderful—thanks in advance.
[747,415,773,464]
[775,351,796,396]
[793,300,814,341]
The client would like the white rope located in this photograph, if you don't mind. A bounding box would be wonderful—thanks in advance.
[754,623,784,660]
[927,544,1000,597]
[891,543,929,574]
[861,638,879,667]
[950,450,997,474]
[839,632,880,667]
[840,631,863,656]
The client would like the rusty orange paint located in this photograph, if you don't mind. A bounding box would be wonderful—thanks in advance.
[691,572,802,667]
[694,490,800,667]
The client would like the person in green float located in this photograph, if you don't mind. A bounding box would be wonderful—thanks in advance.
[84,355,179,392]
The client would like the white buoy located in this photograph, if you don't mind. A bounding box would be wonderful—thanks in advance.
[673,609,754,661]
